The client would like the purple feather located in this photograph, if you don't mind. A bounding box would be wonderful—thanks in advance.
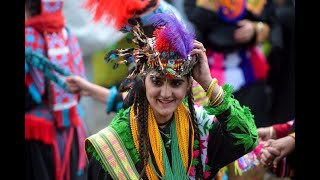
[148,13,195,59]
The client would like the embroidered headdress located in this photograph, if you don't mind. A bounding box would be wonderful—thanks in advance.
[84,0,196,107]
[104,13,197,98]
[106,13,196,76]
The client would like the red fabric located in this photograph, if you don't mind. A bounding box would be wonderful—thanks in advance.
[25,73,34,91]
[249,46,269,80]
[25,114,55,145]
[52,138,62,180]
[25,12,65,33]
[60,128,74,180]
[273,122,292,138]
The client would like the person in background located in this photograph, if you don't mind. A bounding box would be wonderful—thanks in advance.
[25,0,88,179]
[184,0,278,179]
[265,0,295,125]
[184,0,274,128]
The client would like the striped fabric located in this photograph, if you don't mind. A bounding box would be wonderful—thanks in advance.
[192,81,208,106]
[86,127,140,180]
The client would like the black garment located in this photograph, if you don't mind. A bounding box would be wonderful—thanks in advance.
[25,131,87,180]
[233,81,271,127]
[87,157,111,180]
[266,1,295,124]
[26,141,55,180]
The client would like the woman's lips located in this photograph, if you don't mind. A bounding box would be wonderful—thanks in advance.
[157,99,174,105]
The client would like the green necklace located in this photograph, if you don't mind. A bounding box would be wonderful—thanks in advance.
[159,127,171,149]
[161,119,189,179]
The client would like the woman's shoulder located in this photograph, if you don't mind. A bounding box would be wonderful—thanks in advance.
[109,107,131,133]
[86,106,140,164]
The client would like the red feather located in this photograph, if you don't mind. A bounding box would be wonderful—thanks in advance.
[153,28,174,52]
[83,0,149,29]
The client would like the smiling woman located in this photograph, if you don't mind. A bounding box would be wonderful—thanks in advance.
[145,71,190,124]
[75,11,259,180]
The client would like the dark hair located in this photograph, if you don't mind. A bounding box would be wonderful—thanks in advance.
[25,0,41,17]
[132,76,150,177]
[132,71,204,178]
[187,87,204,179]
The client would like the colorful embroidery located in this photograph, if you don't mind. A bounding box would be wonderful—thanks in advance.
[86,127,140,180]
[189,105,215,179]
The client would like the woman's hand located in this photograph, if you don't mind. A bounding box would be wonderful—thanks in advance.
[260,145,281,168]
[65,75,93,96]
[190,40,212,90]
[258,126,276,142]
[261,136,295,168]
[234,19,255,43]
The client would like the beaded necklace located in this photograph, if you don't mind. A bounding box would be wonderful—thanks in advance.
[130,103,194,179]
[159,128,171,149]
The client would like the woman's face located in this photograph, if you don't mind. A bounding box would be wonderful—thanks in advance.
[145,71,190,120]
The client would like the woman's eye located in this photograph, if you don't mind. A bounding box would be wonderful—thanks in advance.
[171,81,182,87]
[152,78,162,86]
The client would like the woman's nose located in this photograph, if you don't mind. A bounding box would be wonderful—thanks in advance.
[160,83,172,98]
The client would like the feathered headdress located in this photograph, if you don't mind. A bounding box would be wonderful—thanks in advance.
[104,13,196,94]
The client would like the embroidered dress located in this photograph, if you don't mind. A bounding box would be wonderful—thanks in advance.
[86,85,258,179]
